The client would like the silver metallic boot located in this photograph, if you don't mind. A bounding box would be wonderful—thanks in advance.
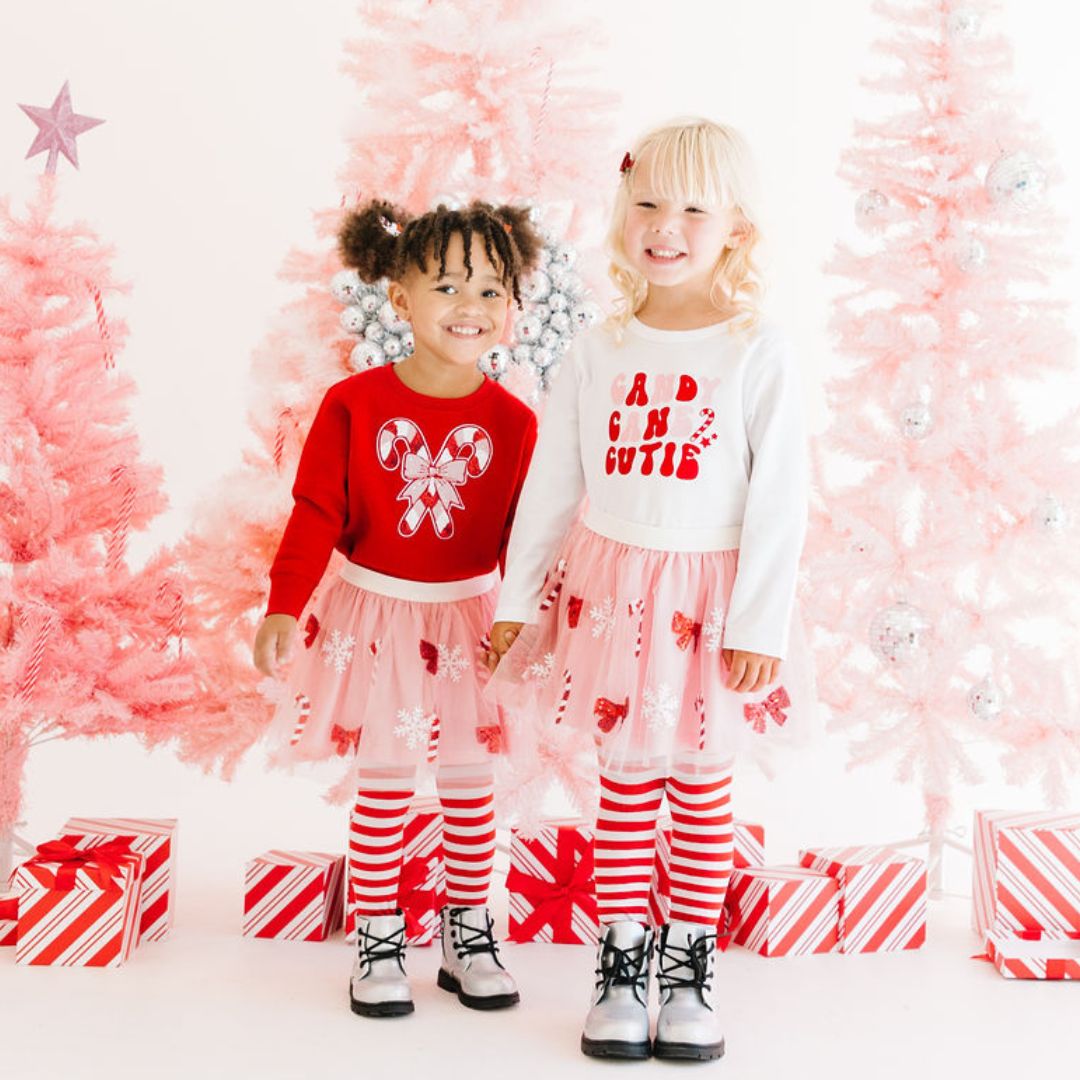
[349,912,414,1018]
[580,921,653,1060]
[653,920,725,1061]
[437,906,520,1010]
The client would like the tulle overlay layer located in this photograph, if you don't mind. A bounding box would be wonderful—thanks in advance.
[489,524,818,821]
[268,567,503,801]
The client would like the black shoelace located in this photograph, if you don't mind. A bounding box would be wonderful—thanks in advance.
[358,922,407,973]
[657,931,716,1005]
[595,940,650,1007]
[448,907,502,963]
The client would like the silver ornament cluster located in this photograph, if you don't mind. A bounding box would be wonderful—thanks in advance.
[487,222,602,393]
[330,269,414,372]
[968,677,1004,721]
[868,602,930,665]
[985,152,1047,213]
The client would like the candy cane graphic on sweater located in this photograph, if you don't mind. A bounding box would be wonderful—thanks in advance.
[539,559,568,612]
[377,419,493,538]
[690,407,716,450]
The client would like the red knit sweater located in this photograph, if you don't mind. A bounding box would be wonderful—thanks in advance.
[267,364,538,618]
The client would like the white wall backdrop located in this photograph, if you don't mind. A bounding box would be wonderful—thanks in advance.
[3,0,1080,896]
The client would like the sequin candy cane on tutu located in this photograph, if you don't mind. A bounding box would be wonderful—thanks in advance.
[554,669,572,724]
[539,559,568,612]
[628,599,645,658]
[289,694,312,746]
[377,420,493,538]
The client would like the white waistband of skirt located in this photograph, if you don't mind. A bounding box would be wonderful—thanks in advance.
[583,506,741,553]
[339,563,500,602]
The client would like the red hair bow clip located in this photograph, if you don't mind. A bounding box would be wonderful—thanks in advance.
[620,152,635,175]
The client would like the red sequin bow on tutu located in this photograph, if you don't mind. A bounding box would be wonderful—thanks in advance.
[377,420,493,538]
[671,611,702,652]
[330,724,361,756]
[594,696,629,733]
[743,686,791,734]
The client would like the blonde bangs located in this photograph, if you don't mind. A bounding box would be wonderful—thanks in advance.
[637,124,739,210]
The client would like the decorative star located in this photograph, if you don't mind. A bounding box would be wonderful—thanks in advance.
[19,81,104,174]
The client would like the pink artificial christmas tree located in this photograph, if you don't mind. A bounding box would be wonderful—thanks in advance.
[179,0,618,776]
[0,179,197,878]
[805,0,1080,887]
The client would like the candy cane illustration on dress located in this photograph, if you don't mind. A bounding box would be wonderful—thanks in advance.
[376,419,493,538]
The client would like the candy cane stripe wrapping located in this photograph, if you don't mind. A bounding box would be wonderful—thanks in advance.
[729,866,839,956]
[61,818,179,943]
[243,851,345,941]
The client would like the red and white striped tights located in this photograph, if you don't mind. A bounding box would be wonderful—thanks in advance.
[593,757,735,927]
[349,764,496,917]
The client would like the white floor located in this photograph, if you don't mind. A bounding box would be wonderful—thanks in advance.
[2,872,1074,1080]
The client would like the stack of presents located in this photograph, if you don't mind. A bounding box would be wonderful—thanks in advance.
[6,806,1075,981]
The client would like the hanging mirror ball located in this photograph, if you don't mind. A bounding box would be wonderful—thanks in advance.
[946,9,981,40]
[855,189,889,225]
[986,152,1047,212]
[900,403,933,440]
[868,602,930,665]
[968,677,1004,720]
[1033,495,1067,533]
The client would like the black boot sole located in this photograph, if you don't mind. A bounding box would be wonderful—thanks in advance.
[652,1038,725,1061]
[349,991,415,1018]
[436,967,520,1010]
[580,1035,652,1060]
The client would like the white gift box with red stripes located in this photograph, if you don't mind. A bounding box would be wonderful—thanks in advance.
[799,845,926,953]
[728,865,840,956]
[972,809,1080,940]
[0,888,18,947]
[12,848,144,967]
[984,930,1080,980]
[345,797,446,947]
[243,851,345,941]
[60,817,178,944]
[648,817,765,929]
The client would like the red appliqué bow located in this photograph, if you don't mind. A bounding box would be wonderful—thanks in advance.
[743,686,791,734]
[330,724,361,756]
[27,837,136,891]
[475,725,505,754]
[419,639,439,675]
[303,614,320,648]
[567,597,583,628]
[671,611,702,652]
[594,696,629,733]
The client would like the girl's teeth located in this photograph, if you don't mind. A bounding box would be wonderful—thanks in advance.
[449,326,481,335]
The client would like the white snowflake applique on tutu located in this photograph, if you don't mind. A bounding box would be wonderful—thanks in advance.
[703,606,726,653]
[393,706,437,749]
[436,643,470,683]
[320,629,356,674]
[643,682,679,731]
[589,596,617,639]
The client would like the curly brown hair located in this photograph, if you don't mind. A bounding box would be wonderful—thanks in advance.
[338,199,542,307]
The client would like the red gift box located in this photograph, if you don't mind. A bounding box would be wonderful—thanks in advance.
[60,817,178,943]
[12,838,144,966]
[506,820,598,944]
[973,810,1080,940]
[0,889,18,947]
[983,929,1080,980]
[728,866,840,956]
[345,797,446,947]
[243,851,345,941]
[648,817,765,929]
[799,845,926,953]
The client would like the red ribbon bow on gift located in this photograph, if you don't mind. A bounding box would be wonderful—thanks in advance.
[594,696,629,733]
[743,686,790,734]
[397,857,441,941]
[419,639,439,675]
[26,837,135,892]
[330,724,361,756]
[505,830,596,944]
[671,611,702,652]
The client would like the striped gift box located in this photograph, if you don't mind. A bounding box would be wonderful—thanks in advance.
[799,845,926,953]
[973,810,1080,940]
[648,817,765,929]
[1,888,18,947]
[243,851,345,941]
[12,847,144,967]
[507,820,598,944]
[61,817,178,943]
[984,931,1080,980]
[345,798,446,947]
[728,866,840,956]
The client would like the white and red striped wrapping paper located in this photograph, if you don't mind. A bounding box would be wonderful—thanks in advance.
[984,930,1080,980]
[345,798,446,947]
[728,866,840,956]
[798,845,926,953]
[648,817,765,929]
[972,810,1080,940]
[61,817,178,943]
[1,888,19,947]
[12,850,145,967]
[244,851,345,941]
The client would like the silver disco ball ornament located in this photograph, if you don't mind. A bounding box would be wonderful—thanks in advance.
[516,314,544,343]
[478,344,511,379]
[986,152,1047,212]
[523,270,553,303]
[950,233,988,273]
[900,403,934,440]
[364,321,386,344]
[869,602,930,665]
[946,9,981,40]
[855,189,889,226]
[349,341,386,372]
[330,269,364,304]
[1033,495,1067,533]
[969,677,1004,721]
[358,293,382,317]
[339,306,367,334]
[381,335,403,360]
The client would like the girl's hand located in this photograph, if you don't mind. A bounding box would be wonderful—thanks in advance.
[253,614,298,677]
[722,648,780,693]
[486,621,524,672]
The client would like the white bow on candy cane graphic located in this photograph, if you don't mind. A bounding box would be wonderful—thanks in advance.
[377,418,493,538]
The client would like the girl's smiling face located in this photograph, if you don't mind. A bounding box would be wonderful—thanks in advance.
[388,231,511,367]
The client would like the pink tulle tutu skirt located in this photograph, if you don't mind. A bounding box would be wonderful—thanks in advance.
[269,562,504,797]
[490,519,818,782]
